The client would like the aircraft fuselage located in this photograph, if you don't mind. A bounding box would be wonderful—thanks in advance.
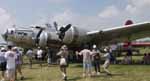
[3,26,91,49]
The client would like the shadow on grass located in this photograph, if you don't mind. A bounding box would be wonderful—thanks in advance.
[66,73,125,81]
[71,64,82,68]
[67,76,82,81]
[111,73,125,76]
[91,73,125,78]
[16,77,33,81]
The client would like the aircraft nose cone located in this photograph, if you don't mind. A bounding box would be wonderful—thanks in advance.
[2,31,8,41]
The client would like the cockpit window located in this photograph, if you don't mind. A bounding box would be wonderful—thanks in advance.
[24,33,27,36]
[18,32,23,35]
[11,30,14,34]
[7,29,15,34]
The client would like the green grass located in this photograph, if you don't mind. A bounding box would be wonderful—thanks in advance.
[17,47,150,81]
[139,47,150,54]
[117,56,143,60]
[11,63,150,81]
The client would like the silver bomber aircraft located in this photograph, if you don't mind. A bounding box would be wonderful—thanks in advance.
[2,20,150,49]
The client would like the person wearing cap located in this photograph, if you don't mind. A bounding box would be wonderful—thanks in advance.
[0,47,7,81]
[91,45,101,75]
[14,47,24,80]
[57,45,69,80]
[79,44,92,77]
[102,47,111,75]
[5,46,17,81]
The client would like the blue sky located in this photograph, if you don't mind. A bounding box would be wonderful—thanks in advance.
[0,0,129,26]
[0,0,150,32]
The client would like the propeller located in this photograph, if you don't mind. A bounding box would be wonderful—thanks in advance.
[45,23,52,29]
[53,21,72,40]
[59,24,72,33]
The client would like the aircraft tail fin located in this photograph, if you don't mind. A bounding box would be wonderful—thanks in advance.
[125,20,133,25]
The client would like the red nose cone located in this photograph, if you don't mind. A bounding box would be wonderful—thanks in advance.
[125,20,133,25]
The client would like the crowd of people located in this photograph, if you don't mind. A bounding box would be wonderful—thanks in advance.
[143,53,150,64]
[0,44,117,81]
[56,44,113,80]
[1,43,149,81]
[0,46,24,81]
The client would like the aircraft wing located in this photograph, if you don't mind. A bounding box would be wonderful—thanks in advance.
[87,22,150,44]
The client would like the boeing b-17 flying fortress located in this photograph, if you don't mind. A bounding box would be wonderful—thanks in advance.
[0,0,150,81]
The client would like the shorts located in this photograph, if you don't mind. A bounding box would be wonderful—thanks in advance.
[0,62,6,71]
[83,62,92,70]
[93,60,100,66]
[6,68,15,79]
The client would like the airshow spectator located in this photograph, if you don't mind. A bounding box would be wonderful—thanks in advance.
[37,47,43,67]
[0,47,7,81]
[46,47,52,67]
[26,49,33,69]
[147,53,150,64]
[102,47,112,75]
[91,45,101,75]
[126,45,133,64]
[5,46,17,81]
[79,45,92,77]
[15,47,24,80]
[143,53,147,64]
[123,55,129,64]
[57,45,69,80]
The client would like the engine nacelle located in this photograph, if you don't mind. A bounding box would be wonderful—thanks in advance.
[39,32,48,47]
[62,26,88,45]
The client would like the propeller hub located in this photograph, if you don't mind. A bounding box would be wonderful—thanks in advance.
[53,22,72,40]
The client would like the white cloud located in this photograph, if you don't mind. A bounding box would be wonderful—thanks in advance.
[51,10,75,25]
[126,0,150,16]
[0,8,15,42]
[97,0,150,28]
[48,10,117,30]
[32,14,49,27]
[33,10,76,28]
[36,0,150,31]
[98,6,120,18]
[0,8,15,34]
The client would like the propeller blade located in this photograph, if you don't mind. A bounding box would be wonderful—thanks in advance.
[59,24,71,33]
[53,21,58,31]
[58,24,71,40]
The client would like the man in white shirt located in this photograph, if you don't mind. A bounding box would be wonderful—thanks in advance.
[5,46,17,81]
[26,49,33,68]
[79,45,92,77]
[37,47,43,67]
